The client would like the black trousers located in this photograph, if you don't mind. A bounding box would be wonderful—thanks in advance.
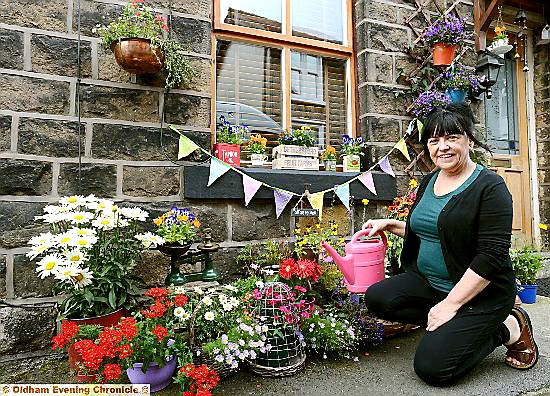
[364,271,514,386]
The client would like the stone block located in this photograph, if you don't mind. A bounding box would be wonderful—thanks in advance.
[366,23,409,52]
[171,17,211,55]
[0,115,11,152]
[232,201,291,242]
[97,48,134,83]
[0,159,52,196]
[18,118,83,157]
[366,52,393,84]
[132,250,170,287]
[79,84,159,122]
[58,163,117,197]
[0,255,5,298]
[0,201,48,249]
[536,126,550,141]
[71,0,123,36]
[395,56,419,85]
[0,0,66,31]
[31,35,92,78]
[186,57,211,93]
[535,101,550,115]
[0,306,58,355]
[164,94,210,127]
[0,75,70,114]
[0,355,72,384]
[0,29,24,70]
[366,1,399,24]
[149,0,212,17]
[13,254,55,298]
[211,247,241,282]
[123,166,180,197]
[538,169,550,184]
[368,116,400,142]
[362,85,412,116]
[91,123,180,161]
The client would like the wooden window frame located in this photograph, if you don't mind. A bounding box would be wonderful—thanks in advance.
[211,0,358,144]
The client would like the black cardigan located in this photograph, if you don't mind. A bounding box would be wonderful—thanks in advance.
[401,167,516,310]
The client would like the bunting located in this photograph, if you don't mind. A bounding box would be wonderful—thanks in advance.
[395,138,411,161]
[379,156,395,178]
[307,192,325,220]
[274,189,294,219]
[358,172,377,195]
[334,184,351,211]
[207,158,231,187]
[178,134,200,159]
[242,174,263,206]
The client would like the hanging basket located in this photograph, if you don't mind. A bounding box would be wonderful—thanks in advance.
[110,38,164,75]
[432,43,457,66]
[445,88,468,103]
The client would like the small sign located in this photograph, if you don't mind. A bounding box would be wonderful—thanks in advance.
[291,208,319,217]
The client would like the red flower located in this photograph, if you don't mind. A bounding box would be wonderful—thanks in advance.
[174,294,188,307]
[52,321,80,350]
[103,363,121,381]
[279,258,295,279]
[118,317,138,340]
[145,287,170,298]
[114,343,133,359]
[151,325,168,341]
[98,328,123,350]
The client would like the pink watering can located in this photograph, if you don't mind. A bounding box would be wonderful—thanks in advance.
[321,229,387,293]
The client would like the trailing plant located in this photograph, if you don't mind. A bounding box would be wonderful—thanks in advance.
[423,14,472,46]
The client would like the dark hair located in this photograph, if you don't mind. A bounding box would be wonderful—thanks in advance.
[420,103,489,151]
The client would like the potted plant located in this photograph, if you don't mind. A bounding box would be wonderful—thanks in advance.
[423,14,471,66]
[95,0,194,89]
[153,206,202,285]
[247,134,268,166]
[174,363,220,395]
[437,63,482,103]
[214,115,247,166]
[511,246,544,304]
[272,126,319,170]
[411,89,451,121]
[236,241,292,279]
[487,24,513,56]
[28,195,165,320]
[321,145,337,171]
[340,135,365,172]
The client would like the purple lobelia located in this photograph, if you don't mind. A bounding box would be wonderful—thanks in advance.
[423,14,472,46]
[411,90,451,119]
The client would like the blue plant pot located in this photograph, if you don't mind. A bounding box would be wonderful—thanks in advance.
[518,284,538,304]
[445,88,468,103]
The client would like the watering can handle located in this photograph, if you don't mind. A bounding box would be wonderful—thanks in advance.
[350,228,387,249]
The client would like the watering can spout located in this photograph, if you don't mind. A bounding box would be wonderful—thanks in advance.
[321,241,355,285]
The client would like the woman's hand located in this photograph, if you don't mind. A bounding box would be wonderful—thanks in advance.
[362,219,406,238]
[426,299,460,332]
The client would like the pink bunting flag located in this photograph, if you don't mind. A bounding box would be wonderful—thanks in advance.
[379,156,395,177]
[358,172,377,195]
[242,174,263,206]
[274,189,293,218]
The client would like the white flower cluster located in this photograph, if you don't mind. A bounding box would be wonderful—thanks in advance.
[213,321,271,369]
[27,195,163,289]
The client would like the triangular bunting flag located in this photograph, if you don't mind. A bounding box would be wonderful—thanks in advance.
[274,189,293,218]
[178,134,200,159]
[207,158,231,187]
[358,172,377,195]
[334,184,350,211]
[406,119,416,135]
[242,174,263,206]
[307,192,325,220]
[379,156,395,177]
[395,138,411,161]
[417,119,424,139]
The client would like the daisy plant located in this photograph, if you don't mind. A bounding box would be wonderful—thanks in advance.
[28,195,165,319]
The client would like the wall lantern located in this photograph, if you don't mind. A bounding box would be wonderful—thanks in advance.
[475,52,504,99]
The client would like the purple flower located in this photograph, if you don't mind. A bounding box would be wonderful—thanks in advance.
[423,14,472,46]
[411,90,451,118]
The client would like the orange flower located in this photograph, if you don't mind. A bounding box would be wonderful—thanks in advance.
[494,26,506,36]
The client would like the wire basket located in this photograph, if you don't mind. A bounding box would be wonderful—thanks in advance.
[247,282,306,377]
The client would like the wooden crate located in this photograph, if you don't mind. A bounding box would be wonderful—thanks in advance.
[272,145,319,158]
[272,145,319,170]
[272,157,319,170]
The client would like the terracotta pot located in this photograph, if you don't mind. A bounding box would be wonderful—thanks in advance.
[432,43,457,66]
[110,38,164,74]
[63,308,127,382]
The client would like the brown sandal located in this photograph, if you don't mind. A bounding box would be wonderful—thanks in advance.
[505,307,539,370]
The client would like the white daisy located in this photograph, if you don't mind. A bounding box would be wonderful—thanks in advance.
[68,211,94,225]
[28,232,55,247]
[224,285,238,292]
[72,235,98,249]
[204,311,215,321]
[59,195,87,208]
[54,264,81,282]
[174,286,186,294]
[71,267,94,289]
[26,244,50,260]
[55,232,76,247]
[202,296,213,306]
[222,303,233,311]
[68,227,96,238]
[135,232,165,249]
[35,212,67,223]
[86,198,114,212]
[118,207,149,222]
[193,287,204,295]
[218,293,228,302]
[181,311,191,321]
[229,297,239,307]
[92,216,115,230]
[36,254,66,278]
[174,307,185,318]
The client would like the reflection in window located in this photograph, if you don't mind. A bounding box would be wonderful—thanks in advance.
[216,40,282,145]
[292,0,343,44]
[220,0,282,33]
[485,56,519,155]
[291,52,323,102]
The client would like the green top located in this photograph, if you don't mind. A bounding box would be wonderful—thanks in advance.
[410,164,482,292]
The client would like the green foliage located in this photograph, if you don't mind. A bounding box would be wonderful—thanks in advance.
[236,241,292,278]
[278,126,316,147]
[216,115,246,144]
[153,207,201,245]
[511,246,544,285]
[302,313,357,357]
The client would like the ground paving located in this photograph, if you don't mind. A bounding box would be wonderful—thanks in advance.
[158,296,550,395]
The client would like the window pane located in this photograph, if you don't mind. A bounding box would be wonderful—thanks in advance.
[485,57,519,155]
[291,51,347,148]
[220,0,282,33]
[216,40,283,147]
[292,0,344,44]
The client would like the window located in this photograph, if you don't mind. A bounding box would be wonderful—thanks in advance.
[214,0,354,153]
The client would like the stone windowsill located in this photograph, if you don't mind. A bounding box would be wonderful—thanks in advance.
[183,165,396,201]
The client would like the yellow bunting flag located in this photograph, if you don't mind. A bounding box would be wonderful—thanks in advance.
[417,119,424,139]
[395,138,410,161]
[178,135,200,159]
[307,191,325,220]
[539,223,548,231]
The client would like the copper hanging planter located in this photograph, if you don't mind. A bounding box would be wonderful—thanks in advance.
[110,38,164,74]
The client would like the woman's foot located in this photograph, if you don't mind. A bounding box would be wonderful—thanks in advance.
[504,307,539,370]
